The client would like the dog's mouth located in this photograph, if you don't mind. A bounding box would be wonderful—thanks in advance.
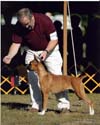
[27,64,36,72]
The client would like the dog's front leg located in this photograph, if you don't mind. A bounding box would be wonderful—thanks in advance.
[38,91,49,115]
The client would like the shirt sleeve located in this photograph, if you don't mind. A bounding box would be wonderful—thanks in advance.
[42,15,56,36]
[50,31,58,41]
[12,33,22,43]
[12,22,23,43]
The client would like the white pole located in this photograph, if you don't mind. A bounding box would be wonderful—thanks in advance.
[68,2,78,76]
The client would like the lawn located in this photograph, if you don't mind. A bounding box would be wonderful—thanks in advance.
[1,93,100,125]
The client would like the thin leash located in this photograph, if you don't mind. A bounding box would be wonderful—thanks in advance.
[21,47,43,61]
[68,2,78,76]
[21,47,40,58]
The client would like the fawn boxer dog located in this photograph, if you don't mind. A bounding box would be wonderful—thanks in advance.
[28,55,94,116]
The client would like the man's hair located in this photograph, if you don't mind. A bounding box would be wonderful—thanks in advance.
[17,8,33,20]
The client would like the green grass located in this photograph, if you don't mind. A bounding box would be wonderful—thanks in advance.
[1,93,100,125]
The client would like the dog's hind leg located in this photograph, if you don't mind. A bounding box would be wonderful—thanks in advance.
[81,95,94,115]
[75,84,94,115]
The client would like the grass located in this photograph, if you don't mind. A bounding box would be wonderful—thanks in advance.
[1,93,100,125]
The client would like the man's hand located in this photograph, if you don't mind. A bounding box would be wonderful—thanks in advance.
[39,50,48,61]
[3,55,12,64]
[3,43,21,64]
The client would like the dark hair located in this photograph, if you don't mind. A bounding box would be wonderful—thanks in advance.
[17,8,33,20]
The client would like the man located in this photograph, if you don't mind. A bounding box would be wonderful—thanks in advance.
[3,8,70,112]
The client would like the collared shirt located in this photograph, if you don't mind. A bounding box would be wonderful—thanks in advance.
[12,13,57,51]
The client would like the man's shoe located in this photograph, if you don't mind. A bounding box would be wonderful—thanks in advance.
[57,98,70,110]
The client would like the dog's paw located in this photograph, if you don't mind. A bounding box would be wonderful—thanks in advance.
[38,110,46,115]
[89,107,94,115]
[90,109,95,115]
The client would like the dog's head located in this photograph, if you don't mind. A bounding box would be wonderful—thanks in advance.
[27,55,41,72]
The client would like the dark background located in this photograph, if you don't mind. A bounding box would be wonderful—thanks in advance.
[1,1,100,85]
[1,1,100,14]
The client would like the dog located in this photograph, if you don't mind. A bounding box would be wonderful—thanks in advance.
[28,55,94,116]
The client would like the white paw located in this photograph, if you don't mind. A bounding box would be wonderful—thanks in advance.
[89,107,94,115]
[90,109,95,115]
[38,110,46,115]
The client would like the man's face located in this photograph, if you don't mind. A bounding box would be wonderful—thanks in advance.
[19,16,35,30]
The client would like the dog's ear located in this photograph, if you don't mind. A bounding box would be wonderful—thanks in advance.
[34,55,41,63]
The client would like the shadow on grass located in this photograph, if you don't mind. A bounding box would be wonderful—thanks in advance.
[1,102,30,110]
[1,102,84,115]
[1,102,74,114]
[46,108,77,114]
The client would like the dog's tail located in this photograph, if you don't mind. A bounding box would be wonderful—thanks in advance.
[79,74,87,80]
[79,73,96,80]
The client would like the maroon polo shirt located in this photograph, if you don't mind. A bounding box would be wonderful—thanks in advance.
[12,13,56,51]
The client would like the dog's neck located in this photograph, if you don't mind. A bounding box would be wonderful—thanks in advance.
[36,63,48,77]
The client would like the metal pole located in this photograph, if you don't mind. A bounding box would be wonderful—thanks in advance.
[68,2,78,76]
[63,1,68,75]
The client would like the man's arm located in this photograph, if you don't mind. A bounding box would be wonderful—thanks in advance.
[39,30,58,61]
[3,43,21,64]
[45,40,58,53]
[39,39,58,61]
[45,31,58,53]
